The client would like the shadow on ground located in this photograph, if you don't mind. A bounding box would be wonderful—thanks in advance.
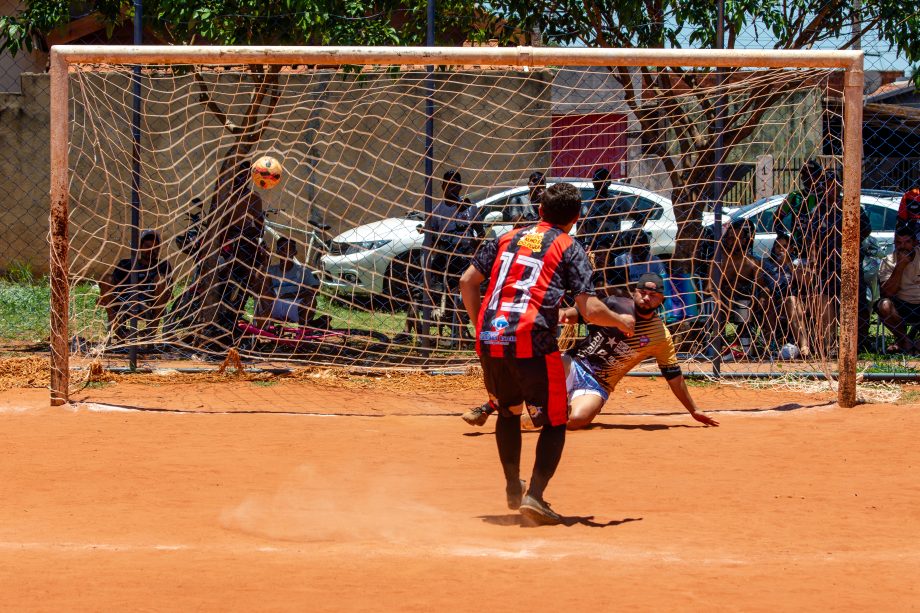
[479,514,643,529]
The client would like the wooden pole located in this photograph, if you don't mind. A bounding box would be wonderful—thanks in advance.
[49,49,70,406]
[52,45,861,70]
[838,55,865,408]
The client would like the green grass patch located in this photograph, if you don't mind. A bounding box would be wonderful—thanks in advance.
[83,381,114,389]
[251,380,278,387]
[857,351,920,375]
[315,294,407,336]
[686,378,717,388]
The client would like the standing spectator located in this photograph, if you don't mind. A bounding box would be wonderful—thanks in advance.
[501,171,547,232]
[773,159,823,258]
[800,167,871,357]
[759,233,809,357]
[896,187,920,239]
[196,160,268,339]
[707,219,759,358]
[578,167,619,251]
[421,170,477,344]
[98,230,173,343]
[527,171,546,208]
[876,227,920,353]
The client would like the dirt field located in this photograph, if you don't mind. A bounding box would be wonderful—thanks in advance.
[1,375,919,612]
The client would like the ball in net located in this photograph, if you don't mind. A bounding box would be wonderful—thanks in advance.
[252,155,283,189]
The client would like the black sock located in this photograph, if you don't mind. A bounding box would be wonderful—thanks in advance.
[528,423,566,501]
[485,400,498,414]
[495,413,522,487]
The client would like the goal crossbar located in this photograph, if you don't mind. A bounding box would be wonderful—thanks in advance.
[51,44,863,70]
[47,45,865,407]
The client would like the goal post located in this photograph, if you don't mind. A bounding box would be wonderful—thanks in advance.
[48,45,864,407]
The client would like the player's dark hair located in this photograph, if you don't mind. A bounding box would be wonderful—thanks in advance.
[541,182,582,225]
[895,225,917,239]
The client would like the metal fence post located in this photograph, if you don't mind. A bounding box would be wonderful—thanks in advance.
[838,55,865,408]
[49,49,70,406]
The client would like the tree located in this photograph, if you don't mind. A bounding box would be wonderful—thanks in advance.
[0,0,499,337]
[492,0,920,266]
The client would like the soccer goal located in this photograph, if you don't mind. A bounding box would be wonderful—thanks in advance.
[48,45,864,407]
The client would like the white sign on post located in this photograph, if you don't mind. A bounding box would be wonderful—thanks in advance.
[755,154,774,200]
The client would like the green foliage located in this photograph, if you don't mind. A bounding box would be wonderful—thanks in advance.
[0,0,500,53]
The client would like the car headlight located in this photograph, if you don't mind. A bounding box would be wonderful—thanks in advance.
[349,239,391,251]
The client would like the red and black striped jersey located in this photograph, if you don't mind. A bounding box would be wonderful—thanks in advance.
[471,221,595,358]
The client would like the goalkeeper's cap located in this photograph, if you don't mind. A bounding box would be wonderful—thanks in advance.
[635,272,664,294]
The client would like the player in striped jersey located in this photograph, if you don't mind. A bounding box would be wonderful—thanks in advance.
[459,183,634,526]
[462,273,719,430]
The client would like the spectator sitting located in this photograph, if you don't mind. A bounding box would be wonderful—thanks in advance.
[263,237,323,327]
[758,233,809,357]
[98,230,173,343]
[877,227,920,353]
[609,229,667,291]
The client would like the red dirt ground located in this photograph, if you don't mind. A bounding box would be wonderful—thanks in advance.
[0,378,918,611]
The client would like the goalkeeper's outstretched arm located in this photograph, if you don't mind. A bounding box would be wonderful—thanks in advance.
[665,372,720,427]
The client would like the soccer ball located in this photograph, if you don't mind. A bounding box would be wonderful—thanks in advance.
[778,343,800,360]
[252,155,282,189]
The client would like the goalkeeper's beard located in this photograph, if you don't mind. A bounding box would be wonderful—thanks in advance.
[635,305,658,318]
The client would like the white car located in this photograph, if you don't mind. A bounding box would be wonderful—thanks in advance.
[722,191,901,257]
[320,180,676,305]
[719,190,901,303]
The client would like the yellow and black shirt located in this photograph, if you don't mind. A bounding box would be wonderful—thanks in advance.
[569,296,681,392]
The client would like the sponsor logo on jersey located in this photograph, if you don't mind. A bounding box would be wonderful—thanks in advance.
[517,230,545,253]
[639,335,650,347]
[481,315,514,345]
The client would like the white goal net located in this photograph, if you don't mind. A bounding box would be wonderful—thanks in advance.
[48,46,865,406]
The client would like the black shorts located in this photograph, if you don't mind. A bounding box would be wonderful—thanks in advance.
[478,351,568,427]
[882,297,920,324]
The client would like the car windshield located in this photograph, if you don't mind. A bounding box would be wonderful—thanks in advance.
[466,185,525,204]
[728,195,782,222]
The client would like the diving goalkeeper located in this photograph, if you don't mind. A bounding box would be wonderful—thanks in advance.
[462,273,720,429]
